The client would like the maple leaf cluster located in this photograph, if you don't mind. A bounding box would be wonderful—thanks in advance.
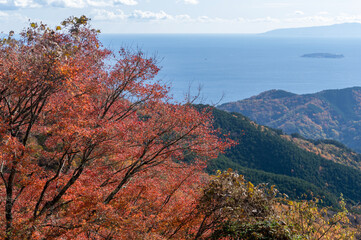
[0,16,228,239]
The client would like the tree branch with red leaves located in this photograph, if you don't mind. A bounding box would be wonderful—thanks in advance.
[0,16,228,239]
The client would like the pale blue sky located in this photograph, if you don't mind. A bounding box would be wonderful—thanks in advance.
[0,0,361,33]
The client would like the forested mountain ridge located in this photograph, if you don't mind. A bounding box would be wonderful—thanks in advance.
[218,87,361,152]
[200,105,361,206]
[283,134,361,171]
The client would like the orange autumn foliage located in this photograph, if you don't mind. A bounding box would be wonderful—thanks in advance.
[0,16,228,239]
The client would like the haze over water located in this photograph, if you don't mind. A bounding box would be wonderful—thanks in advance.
[100,34,361,104]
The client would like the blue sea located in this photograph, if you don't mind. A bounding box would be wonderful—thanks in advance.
[100,34,361,104]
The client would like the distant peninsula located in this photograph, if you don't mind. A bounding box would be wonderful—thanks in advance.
[301,53,344,59]
[261,23,361,38]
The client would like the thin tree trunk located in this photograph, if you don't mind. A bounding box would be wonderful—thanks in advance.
[5,167,16,240]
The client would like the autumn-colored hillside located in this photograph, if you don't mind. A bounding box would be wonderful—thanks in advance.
[283,134,361,171]
[203,106,361,207]
[218,87,361,152]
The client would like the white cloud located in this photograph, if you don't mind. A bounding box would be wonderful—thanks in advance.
[196,16,232,23]
[0,0,138,9]
[0,10,8,16]
[94,9,176,21]
[175,14,192,21]
[94,9,224,23]
[183,0,199,5]
[248,17,280,23]
[263,3,291,8]
[86,0,112,7]
[284,14,361,25]
[93,9,127,20]
[129,10,173,21]
[0,11,28,33]
[176,0,199,5]
[113,0,137,6]
[47,0,85,8]
[0,10,26,19]
[335,15,361,23]
[285,16,333,23]
[14,0,37,7]
[91,8,361,27]
[93,9,282,25]
[286,10,305,17]
[319,11,329,15]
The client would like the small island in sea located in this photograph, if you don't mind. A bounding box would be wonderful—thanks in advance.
[301,53,344,59]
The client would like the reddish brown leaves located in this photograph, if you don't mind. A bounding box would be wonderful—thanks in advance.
[0,17,227,239]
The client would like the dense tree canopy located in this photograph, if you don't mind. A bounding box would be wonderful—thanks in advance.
[0,16,357,240]
[0,16,227,239]
[205,106,361,206]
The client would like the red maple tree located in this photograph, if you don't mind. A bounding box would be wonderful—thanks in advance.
[0,16,227,239]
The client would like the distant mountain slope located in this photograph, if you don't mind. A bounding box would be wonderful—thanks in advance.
[200,106,361,206]
[261,22,361,38]
[284,134,361,171]
[218,87,361,152]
